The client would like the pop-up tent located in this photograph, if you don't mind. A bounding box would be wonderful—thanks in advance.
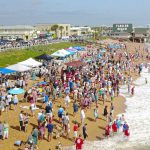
[7,64,31,72]
[0,68,16,74]
[65,60,86,67]
[73,46,84,51]
[66,47,77,55]
[35,54,53,60]
[18,58,42,67]
[51,49,70,57]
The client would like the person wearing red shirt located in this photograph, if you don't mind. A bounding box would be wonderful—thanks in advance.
[75,134,84,150]
[73,122,78,140]
[112,121,117,134]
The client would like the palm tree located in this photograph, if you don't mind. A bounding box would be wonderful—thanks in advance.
[59,26,64,38]
[92,27,99,40]
[51,24,59,38]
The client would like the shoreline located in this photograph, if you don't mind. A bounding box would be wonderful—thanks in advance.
[65,65,147,150]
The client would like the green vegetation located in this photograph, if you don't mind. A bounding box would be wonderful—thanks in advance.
[0,42,84,67]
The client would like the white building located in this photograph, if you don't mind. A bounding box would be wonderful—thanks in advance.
[0,25,37,41]
[70,26,93,36]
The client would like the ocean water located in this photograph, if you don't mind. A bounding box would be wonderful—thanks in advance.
[65,68,150,150]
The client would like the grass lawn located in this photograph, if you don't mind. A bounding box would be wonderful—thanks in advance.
[0,42,85,67]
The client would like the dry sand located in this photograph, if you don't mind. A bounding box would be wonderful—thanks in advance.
[0,41,148,150]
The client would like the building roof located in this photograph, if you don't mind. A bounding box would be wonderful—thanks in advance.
[0,25,35,30]
[134,28,149,34]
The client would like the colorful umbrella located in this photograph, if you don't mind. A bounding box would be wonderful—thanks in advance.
[8,88,25,95]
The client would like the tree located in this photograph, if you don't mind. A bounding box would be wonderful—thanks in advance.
[92,27,99,40]
[59,26,64,38]
[51,24,59,38]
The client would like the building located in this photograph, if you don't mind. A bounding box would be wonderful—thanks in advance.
[132,27,150,43]
[70,26,93,37]
[0,25,37,41]
[98,25,113,36]
[110,23,133,39]
[35,23,71,38]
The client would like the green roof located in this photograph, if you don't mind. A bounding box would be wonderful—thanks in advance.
[134,28,149,34]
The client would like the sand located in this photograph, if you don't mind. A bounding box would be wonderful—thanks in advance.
[0,41,148,150]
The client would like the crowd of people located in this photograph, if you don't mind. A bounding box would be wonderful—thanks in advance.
[0,41,148,150]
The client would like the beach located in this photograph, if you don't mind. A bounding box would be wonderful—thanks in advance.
[65,66,150,150]
[0,40,149,150]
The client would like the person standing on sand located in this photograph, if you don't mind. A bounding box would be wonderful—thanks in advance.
[103,106,108,121]
[108,112,113,124]
[94,107,99,121]
[73,121,78,140]
[32,127,39,149]
[19,111,24,131]
[0,121,3,140]
[82,123,88,140]
[73,101,78,118]
[3,121,9,140]
[80,108,85,124]
[110,103,114,116]
[47,121,54,142]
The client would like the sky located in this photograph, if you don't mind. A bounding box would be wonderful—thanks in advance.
[0,0,150,26]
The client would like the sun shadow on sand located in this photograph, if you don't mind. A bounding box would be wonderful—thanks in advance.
[10,125,20,131]
[98,126,105,130]
[30,123,37,128]
[87,117,95,122]
[96,136,104,140]
[53,118,60,124]
[99,117,106,121]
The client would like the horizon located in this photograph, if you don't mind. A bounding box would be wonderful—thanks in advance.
[0,0,150,26]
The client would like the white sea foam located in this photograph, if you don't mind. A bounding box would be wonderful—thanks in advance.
[65,68,150,150]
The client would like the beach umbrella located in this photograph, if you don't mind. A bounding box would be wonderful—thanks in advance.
[8,88,25,95]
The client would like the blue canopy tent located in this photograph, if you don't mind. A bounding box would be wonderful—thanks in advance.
[67,50,76,55]
[0,68,15,74]
[73,46,84,51]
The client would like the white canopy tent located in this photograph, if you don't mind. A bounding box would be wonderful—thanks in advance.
[18,58,42,67]
[51,49,70,57]
[7,64,31,72]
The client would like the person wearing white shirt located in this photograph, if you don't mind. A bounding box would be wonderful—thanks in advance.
[19,111,24,131]
[7,94,12,110]
[80,108,85,124]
